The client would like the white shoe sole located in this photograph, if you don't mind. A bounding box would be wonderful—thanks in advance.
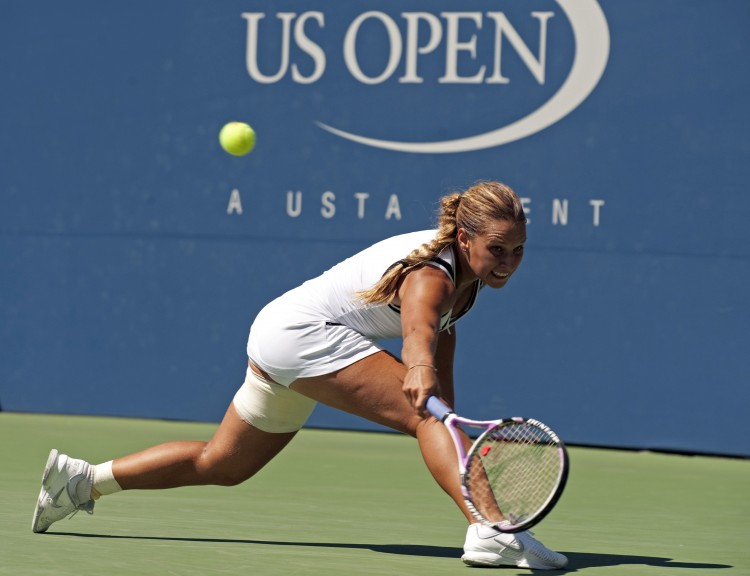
[462,552,514,567]
[463,552,563,570]
[31,449,60,533]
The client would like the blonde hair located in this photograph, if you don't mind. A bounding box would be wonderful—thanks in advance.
[358,181,526,304]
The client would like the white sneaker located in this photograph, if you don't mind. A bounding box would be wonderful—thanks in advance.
[462,523,568,569]
[32,449,95,533]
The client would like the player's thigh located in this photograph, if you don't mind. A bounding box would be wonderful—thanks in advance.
[202,403,298,484]
[290,351,422,436]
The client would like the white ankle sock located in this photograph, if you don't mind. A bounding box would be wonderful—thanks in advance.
[92,461,123,497]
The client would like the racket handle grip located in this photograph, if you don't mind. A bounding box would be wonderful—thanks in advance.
[426,396,453,421]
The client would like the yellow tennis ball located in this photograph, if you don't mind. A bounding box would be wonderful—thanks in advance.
[219,122,256,156]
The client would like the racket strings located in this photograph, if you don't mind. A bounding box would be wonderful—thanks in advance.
[465,422,563,525]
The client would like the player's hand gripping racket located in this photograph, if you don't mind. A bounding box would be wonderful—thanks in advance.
[426,396,569,533]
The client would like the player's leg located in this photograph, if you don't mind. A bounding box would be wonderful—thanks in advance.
[290,351,567,570]
[32,367,314,533]
[32,406,296,533]
[112,366,315,490]
[289,350,476,521]
[110,404,296,490]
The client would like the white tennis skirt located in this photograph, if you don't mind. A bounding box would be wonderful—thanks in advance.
[246,300,384,386]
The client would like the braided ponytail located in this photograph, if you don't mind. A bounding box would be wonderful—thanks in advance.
[357,181,524,304]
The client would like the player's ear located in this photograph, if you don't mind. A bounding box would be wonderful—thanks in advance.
[456,227,471,255]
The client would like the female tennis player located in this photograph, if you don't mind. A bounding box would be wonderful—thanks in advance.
[32,181,566,570]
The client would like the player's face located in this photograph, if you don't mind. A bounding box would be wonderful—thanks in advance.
[458,219,526,289]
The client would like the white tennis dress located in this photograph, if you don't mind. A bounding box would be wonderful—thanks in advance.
[247,230,482,386]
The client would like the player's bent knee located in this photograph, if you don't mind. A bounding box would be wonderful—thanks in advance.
[195,449,255,486]
[402,416,424,437]
[413,414,444,436]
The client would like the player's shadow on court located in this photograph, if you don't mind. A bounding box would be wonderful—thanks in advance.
[51,532,461,558]
[559,552,731,572]
[51,533,732,571]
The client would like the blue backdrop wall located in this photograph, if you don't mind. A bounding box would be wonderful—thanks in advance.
[1,1,748,456]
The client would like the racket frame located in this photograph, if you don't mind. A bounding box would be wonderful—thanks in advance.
[426,396,569,533]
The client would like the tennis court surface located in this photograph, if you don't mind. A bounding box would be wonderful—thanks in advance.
[2,412,747,575]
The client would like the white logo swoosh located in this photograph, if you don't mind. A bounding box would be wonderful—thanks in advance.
[317,0,610,153]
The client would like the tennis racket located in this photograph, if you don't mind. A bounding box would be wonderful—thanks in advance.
[426,396,569,533]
